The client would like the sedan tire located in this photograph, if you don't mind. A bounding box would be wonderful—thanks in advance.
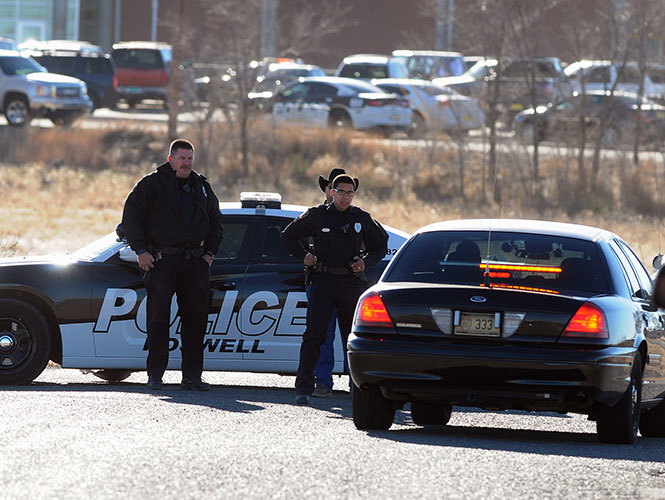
[352,384,395,430]
[596,353,642,444]
[328,109,352,130]
[0,299,51,385]
[411,401,452,426]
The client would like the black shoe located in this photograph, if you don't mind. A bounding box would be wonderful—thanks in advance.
[180,378,210,391]
[294,393,310,405]
[147,377,162,390]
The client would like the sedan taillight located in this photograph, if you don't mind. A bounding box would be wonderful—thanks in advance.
[356,293,394,328]
[562,302,608,339]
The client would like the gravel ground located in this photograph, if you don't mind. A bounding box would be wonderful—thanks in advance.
[1,366,664,500]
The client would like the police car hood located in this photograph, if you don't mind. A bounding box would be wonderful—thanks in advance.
[0,254,79,266]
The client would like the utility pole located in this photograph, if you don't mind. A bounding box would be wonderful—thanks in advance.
[151,0,159,42]
[435,0,455,50]
[167,0,183,141]
[611,0,627,57]
[260,0,278,58]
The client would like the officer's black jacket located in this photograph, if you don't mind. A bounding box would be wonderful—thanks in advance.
[121,162,223,255]
[281,203,388,268]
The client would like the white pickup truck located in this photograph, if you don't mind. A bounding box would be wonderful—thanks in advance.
[0,49,91,126]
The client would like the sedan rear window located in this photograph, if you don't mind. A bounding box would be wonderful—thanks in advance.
[385,231,609,295]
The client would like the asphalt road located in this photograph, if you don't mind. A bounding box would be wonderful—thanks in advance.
[2,366,664,500]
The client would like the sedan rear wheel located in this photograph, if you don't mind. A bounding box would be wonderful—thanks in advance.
[596,353,642,444]
[0,299,51,385]
[352,384,395,430]
[411,401,452,426]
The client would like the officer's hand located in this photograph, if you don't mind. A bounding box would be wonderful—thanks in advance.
[137,252,155,272]
[304,253,317,266]
[351,256,365,272]
[202,253,213,267]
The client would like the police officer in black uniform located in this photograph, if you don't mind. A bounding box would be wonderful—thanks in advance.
[121,139,222,391]
[282,174,388,404]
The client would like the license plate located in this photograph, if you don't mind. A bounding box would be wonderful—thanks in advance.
[455,312,500,337]
[510,103,524,111]
[657,111,665,119]
[463,114,471,121]
[125,86,142,94]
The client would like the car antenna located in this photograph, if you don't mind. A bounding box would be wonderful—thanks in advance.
[484,167,502,288]
[657,151,663,267]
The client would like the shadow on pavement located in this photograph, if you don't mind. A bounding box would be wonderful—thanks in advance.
[365,419,665,463]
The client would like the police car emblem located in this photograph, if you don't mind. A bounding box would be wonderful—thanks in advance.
[322,227,330,232]
[354,222,362,233]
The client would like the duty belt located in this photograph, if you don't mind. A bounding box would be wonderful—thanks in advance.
[316,264,353,276]
[157,245,205,259]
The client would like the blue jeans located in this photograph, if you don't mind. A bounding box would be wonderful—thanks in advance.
[314,307,340,390]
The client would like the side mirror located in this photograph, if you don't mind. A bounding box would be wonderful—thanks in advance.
[119,246,138,264]
[653,253,663,270]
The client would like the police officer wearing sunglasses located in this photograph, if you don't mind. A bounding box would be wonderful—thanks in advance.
[282,174,388,405]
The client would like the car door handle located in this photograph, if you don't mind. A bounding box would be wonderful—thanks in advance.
[214,280,236,290]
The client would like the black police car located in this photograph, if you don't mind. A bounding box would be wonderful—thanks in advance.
[0,193,408,386]
[348,219,665,444]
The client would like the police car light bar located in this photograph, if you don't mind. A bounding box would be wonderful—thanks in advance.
[240,192,282,209]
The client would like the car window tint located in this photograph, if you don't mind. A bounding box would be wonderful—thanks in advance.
[35,55,75,73]
[377,84,405,95]
[78,57,112,75]
[307,82,337,97]
[648,66,665,83]
[587,67,611,83]
[385,231,610,295]
[617,240,653,297]
[280,82,308,98]
[255,218,300,262]
[339,63,388,79]
[113,49,162,69]
[609,240,642,298]
[617,66,641,84]
[216,221,250,261]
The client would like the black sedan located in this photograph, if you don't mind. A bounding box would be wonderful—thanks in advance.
[347,219,665,444]
[513,90,665,147]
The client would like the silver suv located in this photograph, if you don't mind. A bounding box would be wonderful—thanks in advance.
[0,49,91,126]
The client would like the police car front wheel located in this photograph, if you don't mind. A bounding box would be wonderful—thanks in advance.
[0,299,52,385]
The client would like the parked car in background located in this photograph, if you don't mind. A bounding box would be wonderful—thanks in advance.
[391,50,466,80]
[0,37,17,51]
[435,57,572,123]
[252,76,411,134]
[348,218,665,444]
[372,78,484,136]
[513,90,665,148]
[252,61,326,93]
[18,40,119,110]
[335,54,409,81]
[564,60,662,102]
[0,48,91,126]
[111,41,172,107]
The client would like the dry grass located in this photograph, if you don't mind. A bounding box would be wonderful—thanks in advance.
[1,122,664,268]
